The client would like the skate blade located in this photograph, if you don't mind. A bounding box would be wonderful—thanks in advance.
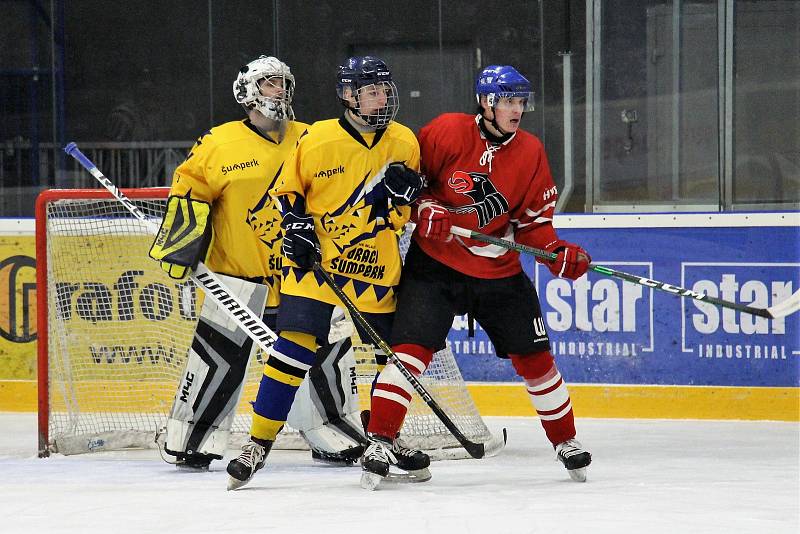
[227,475,251,491]
[567,467,587,483]
[385,467,432,484]
[360,470,384,490]
[176,463,210,472]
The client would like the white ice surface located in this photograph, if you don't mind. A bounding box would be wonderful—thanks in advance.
[0,413,797,534]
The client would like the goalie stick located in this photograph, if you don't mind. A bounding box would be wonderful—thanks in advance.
[312,263,507,460]
[450,225,800,320]
[64,142,280,355]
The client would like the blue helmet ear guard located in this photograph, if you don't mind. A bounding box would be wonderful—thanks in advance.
[475,65,535,112]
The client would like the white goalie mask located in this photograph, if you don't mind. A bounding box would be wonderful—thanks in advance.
[233,55,295,121]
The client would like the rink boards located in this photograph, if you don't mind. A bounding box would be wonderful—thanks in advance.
[1,212,798,420]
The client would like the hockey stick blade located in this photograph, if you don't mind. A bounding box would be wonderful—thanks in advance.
[451,225,796,320]
[455,427,507,460]
[313,263,504,459]
[64,142,279,355]
[766,289,800,319]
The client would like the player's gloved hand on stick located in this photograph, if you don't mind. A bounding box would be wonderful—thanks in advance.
[416,199,452,242]
[281,212,321,269]
[543,240,591,280]
[384,163,425,206]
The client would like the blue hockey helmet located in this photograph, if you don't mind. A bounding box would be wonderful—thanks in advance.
[336,56,399,128]
[475,65,535,112]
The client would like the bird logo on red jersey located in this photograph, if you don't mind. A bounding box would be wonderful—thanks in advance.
[448,170,509,228]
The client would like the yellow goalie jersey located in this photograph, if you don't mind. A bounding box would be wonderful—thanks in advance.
[169,119,308,307]
[274,117,420,313]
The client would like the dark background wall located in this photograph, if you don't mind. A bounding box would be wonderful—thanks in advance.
[6,1,795,215]
[2,0,588,213]
[58,1,582,143]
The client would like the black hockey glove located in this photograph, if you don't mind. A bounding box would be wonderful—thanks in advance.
[383,163,425,206]
[281,212,321,270]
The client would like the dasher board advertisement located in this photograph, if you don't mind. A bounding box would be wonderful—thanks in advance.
[447,214,800,387]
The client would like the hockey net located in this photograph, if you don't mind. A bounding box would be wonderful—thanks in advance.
[36,188,494,457]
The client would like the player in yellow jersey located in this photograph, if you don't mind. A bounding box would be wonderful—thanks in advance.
[227,56,430,490]
[147,55,308,469]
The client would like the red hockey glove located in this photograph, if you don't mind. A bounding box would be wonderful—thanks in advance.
[543,240,591,280]
[416,199,452,242]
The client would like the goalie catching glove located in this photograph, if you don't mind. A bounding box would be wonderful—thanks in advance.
[149,193,212,279]
[541,239,591,280]
[281,212,321,269]
[383,163,425,206]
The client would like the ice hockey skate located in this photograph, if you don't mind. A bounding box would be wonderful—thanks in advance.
[390,436,432,479]
[360,410,431,485]
[226,440,272,490]
[360,436,395,490]
[360,435,432,490]
[555,439,592,482]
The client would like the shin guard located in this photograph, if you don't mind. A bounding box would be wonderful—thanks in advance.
[367,344,433,439]
[510,351,576,446]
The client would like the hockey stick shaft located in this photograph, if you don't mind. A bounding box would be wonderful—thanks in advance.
[451,225,800,320]
[64,142,278,353]
[312,263,504,459]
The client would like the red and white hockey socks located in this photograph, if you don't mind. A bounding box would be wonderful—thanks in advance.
[510,351,576,446]
[367,344,434,439]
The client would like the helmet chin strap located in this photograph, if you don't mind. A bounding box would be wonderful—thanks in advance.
[344,108,377,132]
[489,112,506,135]
[480,108,515,143]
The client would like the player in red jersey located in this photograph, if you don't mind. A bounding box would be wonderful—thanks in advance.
[359,65,593,489]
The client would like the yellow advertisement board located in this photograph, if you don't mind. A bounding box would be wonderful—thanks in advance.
[43,231,202,415]
[0,223,795,420]
[0,235,37,380]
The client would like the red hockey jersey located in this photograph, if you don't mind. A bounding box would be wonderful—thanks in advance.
[414,113,560,279]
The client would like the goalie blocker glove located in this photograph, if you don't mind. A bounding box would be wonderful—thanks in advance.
[148,193,212,279]
[281,212,321,269]
[384,162,425,206]
[541,239,591,280]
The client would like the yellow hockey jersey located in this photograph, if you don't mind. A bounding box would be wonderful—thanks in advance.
[274,116,420,313]
[169,119,308,307]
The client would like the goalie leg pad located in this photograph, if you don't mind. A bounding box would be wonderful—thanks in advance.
[287,336,368,460]
[164,274,268,461]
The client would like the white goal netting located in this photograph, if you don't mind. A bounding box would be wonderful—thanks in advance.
[38,189,493,456]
